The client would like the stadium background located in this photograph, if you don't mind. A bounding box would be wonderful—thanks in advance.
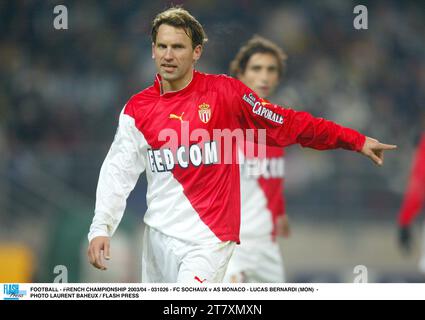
[0,0,424,282]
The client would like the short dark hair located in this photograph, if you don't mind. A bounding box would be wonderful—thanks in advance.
[229,35,287,78]
[151,7,208,49]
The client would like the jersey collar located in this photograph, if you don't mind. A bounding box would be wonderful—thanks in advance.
[154,70,199,98]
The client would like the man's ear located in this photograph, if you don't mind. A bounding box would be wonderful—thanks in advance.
[151,43,155,59]
[193,45,203,63]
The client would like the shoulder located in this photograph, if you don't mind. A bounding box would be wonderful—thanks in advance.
[195,71,235,87]
[207,72,240,86]
[123,85,157,118]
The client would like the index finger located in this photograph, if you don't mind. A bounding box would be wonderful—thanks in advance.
[378,143,397,150]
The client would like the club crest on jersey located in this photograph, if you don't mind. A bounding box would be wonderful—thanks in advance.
[198,103,211,124]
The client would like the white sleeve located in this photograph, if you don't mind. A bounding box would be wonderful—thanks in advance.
[88,108,147,243]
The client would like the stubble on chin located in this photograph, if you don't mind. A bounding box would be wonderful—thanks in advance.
[160,70,178,81]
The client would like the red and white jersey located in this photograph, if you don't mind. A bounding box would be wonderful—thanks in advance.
[239,144,285,241]
[88,70,365,245]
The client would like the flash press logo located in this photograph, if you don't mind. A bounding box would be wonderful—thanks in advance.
[3,284,27,300]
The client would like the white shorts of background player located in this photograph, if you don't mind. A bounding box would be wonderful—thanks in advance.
[222,237,285,283]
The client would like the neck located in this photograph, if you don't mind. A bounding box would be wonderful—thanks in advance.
[161,70,194,94]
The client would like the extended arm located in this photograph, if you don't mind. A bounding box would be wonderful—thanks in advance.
[227,76,396,165]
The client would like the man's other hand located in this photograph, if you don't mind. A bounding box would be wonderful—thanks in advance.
[87,236,111,270]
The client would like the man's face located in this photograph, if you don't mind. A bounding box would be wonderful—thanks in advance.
[152,24,202,84]
[238,53,280,99]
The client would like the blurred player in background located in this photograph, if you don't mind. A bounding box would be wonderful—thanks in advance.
[87,7,396,283]
[398,132,425,274]
[224,36,290,282]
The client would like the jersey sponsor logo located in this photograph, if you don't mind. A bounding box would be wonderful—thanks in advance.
[242,92,257,107]
[242,156,285,179]
[169,112,185,122]
[198,103,211,124]
[147,141,218,172]
[243,93,284,125]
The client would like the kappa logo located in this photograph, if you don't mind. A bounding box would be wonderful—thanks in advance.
[198,103,211,124]
[169,112,184,122]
